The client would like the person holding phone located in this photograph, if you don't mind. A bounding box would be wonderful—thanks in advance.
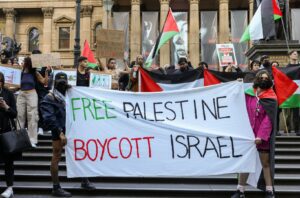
[0,72,19,198]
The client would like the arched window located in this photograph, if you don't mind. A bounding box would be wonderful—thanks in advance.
[93,23,102,47]
[28,28,40,52]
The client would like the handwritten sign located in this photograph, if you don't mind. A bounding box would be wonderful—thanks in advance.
[53,69,77,86]
[66,82,259,179]
[0,65,21,86]
[96,29,125,59]
[31,53,61,68]
[89,72,112,89]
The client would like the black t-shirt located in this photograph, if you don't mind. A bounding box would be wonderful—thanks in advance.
[76,70,90,87]
[287,63,300,67]
[36,67,53,100]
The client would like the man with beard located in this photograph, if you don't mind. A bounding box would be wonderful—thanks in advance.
[173,57,194,74]
[231,70,277,198]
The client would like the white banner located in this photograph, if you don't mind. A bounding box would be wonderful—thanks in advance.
[0,65,21,85]
[66,82,259,178]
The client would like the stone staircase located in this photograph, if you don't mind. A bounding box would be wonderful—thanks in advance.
[0,134,299,198]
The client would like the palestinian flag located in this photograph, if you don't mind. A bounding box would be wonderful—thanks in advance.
[273,66,300,108]
[244,67,300,108]
[240,0,283,43]
[145,8,180,68]
[140,68,204,92]
[82,40,98,69]
[141,67,300,108]
[203,69,244,86]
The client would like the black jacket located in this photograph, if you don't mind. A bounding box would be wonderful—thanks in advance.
[0,88,17,134]
[0,87,20,162]
[40,93,66,137]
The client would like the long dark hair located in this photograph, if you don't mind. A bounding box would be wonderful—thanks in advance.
[249,60,260,71]
[0,72,5,88]
[22,57,35,74]
[253,70,272,89]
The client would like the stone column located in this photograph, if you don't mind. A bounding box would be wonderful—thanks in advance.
[159,0,170,66]
[42,7,54,53]
[189,0,200,67]
[248,0,254,47]
[218,0,229,43]
[249,0,254,21]
[3,8,16,38]
[81,5,93,46]
[130,0,141,60]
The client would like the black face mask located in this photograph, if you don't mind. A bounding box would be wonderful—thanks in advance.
[55,81,69,96]
[257,79,273,89]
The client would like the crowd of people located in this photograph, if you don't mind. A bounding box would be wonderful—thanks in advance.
[0,49,299,198]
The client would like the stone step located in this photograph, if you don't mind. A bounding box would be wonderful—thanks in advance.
[2,161,299,174]
[20,152,300,164]
[0,170,299,186]
[0,181,299,198]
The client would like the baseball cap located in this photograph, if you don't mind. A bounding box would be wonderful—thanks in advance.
[54,72,68,83]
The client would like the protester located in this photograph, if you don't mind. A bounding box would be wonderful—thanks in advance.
[128,64,140,92]
[271,61,279,67]
[12,57,19,66]
[135,54,144,67]
[260,55,272,75]
[223,63,242,73]
[98,57,131,90]
[0,72,19,198]
[249,60,260,72]
[199,61,209,70]
[231,70,277,198]
[287,50,299,67]
[40,72,72,197]
[76,56,90,87]
[17,57,50,147]
[173,57,194,74]
[74,59,97,189]
[285,50,300,135]
[128,55,144,92]
[31,49,53,135]
[150,64,167,75]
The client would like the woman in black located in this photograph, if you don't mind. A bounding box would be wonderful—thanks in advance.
[0,72,20,198]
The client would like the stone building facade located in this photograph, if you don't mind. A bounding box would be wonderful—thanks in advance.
[0,0,299,67]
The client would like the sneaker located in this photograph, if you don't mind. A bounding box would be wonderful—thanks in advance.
[37,128,44,135]
[265,190,275,198]
[81,180,96,190]
[231,190,245,198]
[31,143,37,148]
[1,187,13,198]
[52,188,72,197]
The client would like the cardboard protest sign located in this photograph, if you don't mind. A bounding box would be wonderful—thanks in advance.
[96,29,125,59]
[66,82,260,180]
[53,69,77,86]
[0,65,21,86]
[89,72,112,89]
[31,53,61,68]
[216,44,238,67]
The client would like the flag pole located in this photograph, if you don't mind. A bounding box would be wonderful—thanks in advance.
[275,0,290,52]
[280,17,290,52]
